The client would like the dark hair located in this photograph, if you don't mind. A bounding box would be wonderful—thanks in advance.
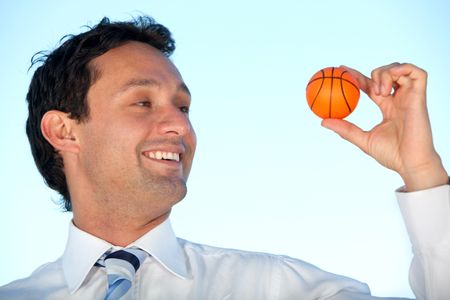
[26,16,175,211]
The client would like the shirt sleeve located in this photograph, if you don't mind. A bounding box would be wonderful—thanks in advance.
[396,183,450,300]
[274,255,412,300]
[274,255,371,299]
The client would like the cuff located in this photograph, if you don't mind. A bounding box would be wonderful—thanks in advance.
[396,183,450,247]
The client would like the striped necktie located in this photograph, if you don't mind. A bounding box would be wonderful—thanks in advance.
[96,247,148,300]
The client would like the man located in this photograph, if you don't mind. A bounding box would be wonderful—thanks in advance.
[0,16,448,300]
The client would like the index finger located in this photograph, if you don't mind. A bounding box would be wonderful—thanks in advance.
[340,65,372,94]
[340,65,383,106]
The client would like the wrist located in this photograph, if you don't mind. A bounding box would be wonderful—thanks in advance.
[400,157,448,192]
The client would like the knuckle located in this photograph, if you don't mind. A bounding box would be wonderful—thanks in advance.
[371,69,379,80]
[407,63,427,79]
[418,67,428,78]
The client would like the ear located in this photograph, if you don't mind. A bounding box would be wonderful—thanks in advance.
[41,110,80,154]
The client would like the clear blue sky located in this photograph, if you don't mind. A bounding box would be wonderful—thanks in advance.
[1,0,449,297]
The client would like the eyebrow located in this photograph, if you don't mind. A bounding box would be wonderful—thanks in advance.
[116,78,191,97]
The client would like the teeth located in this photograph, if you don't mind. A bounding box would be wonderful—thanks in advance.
[146,151,180,162]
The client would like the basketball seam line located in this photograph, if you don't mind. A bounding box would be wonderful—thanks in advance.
[329,67,334,118]
[340,70,353,113]
[310,69,325,111]
[307,76,359,91]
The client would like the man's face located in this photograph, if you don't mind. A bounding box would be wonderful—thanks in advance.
[74,41,196,215]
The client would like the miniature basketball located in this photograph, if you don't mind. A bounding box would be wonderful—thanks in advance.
[306,67,360,119]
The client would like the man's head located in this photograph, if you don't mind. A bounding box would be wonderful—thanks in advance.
[26,16,196,215]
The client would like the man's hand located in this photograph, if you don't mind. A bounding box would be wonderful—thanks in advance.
[321,63,448,192]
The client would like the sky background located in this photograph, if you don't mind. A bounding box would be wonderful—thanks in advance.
[1,0,449,298]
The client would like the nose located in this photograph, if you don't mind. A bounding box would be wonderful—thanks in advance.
[157,106,192,136]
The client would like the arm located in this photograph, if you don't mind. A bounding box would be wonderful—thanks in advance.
[397,183,450,300]
[321,63,449,299]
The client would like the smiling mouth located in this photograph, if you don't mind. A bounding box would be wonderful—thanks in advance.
[143,151,181,162]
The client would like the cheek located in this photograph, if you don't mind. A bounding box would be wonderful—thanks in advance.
[184,126,197,175]
[189,133,197,156]
[79,120,140,162]
[187,121,197,150]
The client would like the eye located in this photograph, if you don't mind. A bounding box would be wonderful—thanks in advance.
[180,106,190,114]
[135,100,151,108]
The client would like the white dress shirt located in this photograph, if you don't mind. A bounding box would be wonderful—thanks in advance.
[1,184,449,300]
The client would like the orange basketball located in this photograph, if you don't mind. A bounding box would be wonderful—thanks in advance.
[306,67,360,119]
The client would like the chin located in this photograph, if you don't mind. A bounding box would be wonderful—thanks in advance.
[150,178,187,203]
[169,183,188,205]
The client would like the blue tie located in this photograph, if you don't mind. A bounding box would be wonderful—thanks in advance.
[96,247,148,300]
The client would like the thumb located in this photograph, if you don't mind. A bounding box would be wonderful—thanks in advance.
[321,119,369,154]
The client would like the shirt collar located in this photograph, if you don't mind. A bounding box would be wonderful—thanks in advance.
[62,218,188,294]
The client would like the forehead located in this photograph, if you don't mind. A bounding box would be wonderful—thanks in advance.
[89,41,182,90]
